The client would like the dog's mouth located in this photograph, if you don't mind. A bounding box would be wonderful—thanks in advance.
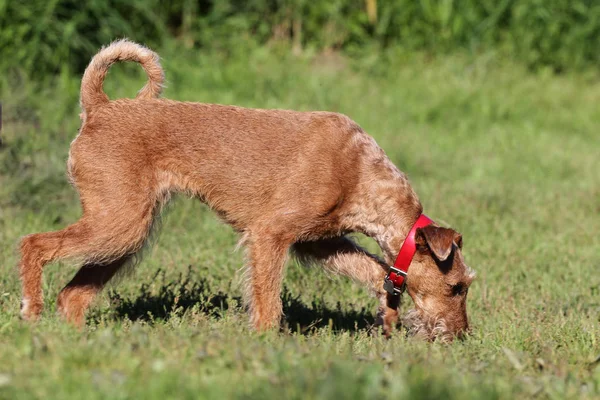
[401,309,466,343]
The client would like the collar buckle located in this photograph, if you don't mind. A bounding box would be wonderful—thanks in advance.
[383,266,407,295]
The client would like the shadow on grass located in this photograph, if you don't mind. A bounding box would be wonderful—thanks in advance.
[99,267,374,333]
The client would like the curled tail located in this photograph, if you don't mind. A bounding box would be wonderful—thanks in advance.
[80,39,164,115]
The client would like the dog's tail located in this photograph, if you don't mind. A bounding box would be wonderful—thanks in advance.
[80,39,164,115]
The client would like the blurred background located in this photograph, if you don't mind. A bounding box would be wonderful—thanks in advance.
[1,0,599,79]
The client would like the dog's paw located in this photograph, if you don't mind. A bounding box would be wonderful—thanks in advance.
[20,297,43,322]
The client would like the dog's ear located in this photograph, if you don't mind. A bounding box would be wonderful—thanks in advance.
[415,226,459,261]
[454,232,463,249]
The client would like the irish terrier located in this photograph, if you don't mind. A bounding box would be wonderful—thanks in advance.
[18,40,475,341]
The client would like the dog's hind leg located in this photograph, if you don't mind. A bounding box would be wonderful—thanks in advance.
[19,222,89,321]
[18,187,159,324]
[56,256,130,326]
[292,236,399,336]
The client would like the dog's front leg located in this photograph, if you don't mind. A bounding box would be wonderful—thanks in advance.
[374,292,401,338]
[244,233,291,331]
[292,236,399,336]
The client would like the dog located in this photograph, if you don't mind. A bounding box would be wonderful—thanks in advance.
[18,40,475,341]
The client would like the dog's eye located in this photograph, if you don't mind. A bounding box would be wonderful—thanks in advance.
[450,283,466,296]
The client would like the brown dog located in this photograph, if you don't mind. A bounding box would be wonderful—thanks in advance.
[18,40,475,341]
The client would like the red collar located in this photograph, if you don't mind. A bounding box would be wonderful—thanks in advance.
[383,214,434,295]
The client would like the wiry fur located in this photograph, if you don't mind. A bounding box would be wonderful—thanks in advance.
[80,39,164,119]
[403,308,457,343]
[18,40,475,339]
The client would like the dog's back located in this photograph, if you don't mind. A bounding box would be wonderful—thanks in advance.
[74,93,368,236]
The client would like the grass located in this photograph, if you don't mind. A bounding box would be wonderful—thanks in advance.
[0,43,599,399]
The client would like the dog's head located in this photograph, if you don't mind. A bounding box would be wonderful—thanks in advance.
[402,225,475,342]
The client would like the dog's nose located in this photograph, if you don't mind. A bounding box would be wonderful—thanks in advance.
[454,323,470,340]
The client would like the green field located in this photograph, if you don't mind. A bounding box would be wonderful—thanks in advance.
[0,44,599,399]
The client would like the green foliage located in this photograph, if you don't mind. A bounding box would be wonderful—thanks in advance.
[0,0,167,78]
[508,0,600,71]
[1,0,599,80]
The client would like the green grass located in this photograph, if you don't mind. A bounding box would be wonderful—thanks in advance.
[1,44,599,399]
